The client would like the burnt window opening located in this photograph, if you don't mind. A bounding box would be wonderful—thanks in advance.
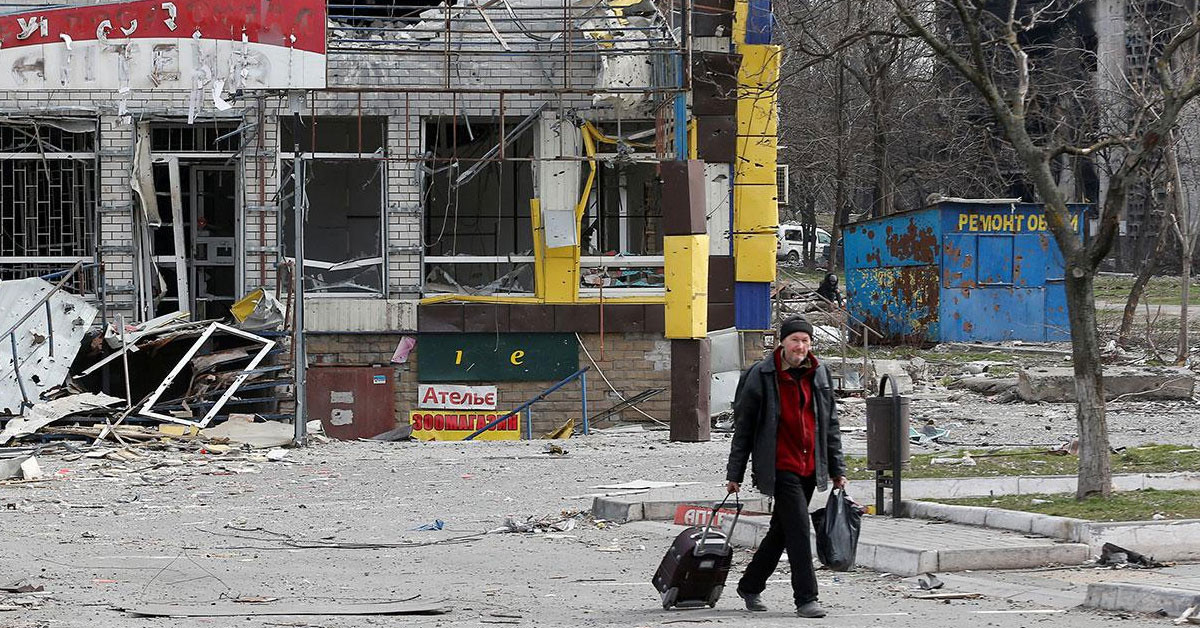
[281,159,385,294]
[422,117,535,294]
[150,122,242,152]
[280,116,386,154]
[0,120,97,288]
[327,0,459,27]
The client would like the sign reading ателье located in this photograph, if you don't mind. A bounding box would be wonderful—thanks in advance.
[417,384,498,410]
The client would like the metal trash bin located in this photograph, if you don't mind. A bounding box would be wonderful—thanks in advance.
[867,374,909,517]
[865,376,910,470]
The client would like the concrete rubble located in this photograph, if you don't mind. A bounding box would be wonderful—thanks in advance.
[1018,366,1196,402]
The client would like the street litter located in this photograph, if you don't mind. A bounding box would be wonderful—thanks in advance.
[917,573,943,590]
[411,520,445,531]
[1098,542,1164,568]
[489,512,587,534]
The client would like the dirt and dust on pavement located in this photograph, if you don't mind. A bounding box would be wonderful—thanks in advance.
[0,423,1186,628]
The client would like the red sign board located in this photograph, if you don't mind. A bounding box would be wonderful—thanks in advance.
[673,504,742,528]
[0,0,326,90]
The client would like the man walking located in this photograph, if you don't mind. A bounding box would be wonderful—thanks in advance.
[725,316,847,618]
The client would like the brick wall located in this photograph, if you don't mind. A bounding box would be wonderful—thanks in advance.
[304,331,678,435]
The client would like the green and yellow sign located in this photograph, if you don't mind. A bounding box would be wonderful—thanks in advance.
[418,333,579,382]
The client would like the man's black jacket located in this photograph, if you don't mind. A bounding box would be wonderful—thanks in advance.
[725,352,846,497]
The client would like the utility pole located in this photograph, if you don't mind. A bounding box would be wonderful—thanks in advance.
[291,92,308,446]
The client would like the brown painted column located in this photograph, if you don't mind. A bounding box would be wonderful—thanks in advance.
[662,160,711,442]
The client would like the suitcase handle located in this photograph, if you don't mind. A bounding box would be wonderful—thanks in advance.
[699,492,743,550]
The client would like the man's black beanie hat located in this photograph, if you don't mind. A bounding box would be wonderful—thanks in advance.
[780,316,814,339]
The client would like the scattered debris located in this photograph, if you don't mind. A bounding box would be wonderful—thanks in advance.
[0,581,43,594]
[918,573,943,590]
[544,418,574,440]
[1098,542,1164,569]
[411,520,445,531]
[369,424,414,442]
[203,414,293,449]
[909,592,982,601]
[1174,605,1200,625]
[0,393,123,445]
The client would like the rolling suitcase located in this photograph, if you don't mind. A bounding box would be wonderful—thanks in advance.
[651,495,743,609]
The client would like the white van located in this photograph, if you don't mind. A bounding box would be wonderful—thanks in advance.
[777,223,832,263]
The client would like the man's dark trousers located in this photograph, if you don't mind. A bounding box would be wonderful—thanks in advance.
[737,471,818,606]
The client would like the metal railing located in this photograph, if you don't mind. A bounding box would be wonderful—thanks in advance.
[1,261,87,416]
[464,366,590,440]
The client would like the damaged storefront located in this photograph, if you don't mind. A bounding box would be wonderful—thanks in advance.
[1,0,783,444]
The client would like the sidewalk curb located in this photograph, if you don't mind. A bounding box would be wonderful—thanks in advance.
[1083,582,1200,616]
[895,499,1200,561]
[723,513,1090,576]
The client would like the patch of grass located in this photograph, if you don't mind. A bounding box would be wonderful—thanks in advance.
[1093,274,1200,306]
[934,489,1200,521]
[843,444,1200,481]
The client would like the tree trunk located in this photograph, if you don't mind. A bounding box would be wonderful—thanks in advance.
[1119,216,1171,345]
[1065,265,1112,499]
[1179,245,1193,364]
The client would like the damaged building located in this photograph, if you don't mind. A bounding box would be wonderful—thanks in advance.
[0,0,782,441]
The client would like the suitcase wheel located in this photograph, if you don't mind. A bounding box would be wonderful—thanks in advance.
[661,587,678,610]
[707,585,723,608]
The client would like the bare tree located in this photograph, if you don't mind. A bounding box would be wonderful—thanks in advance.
[891,0,1200,498]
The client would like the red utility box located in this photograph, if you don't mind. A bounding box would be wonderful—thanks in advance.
[307,366,397,440]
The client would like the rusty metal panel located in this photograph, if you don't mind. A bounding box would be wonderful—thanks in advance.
[940,287,1044,343]
[1044,281,1070,341]
[0,0,326,91]
[307,366,396,440]
[846,266,940,344]
[1013,234,1050,287]
[843,209,940,269]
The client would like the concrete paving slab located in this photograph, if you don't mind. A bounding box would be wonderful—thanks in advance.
[1083,582,1200,616]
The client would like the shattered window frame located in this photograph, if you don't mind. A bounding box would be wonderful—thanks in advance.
[421,116,537,297]
[579,127,665,296]
[279,117,388,297]
[0,117,99,294]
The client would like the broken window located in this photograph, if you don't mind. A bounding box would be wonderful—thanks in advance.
[151,122,242,152]
[422,117,536,295]
[579,121,664,293]
[0,119,97,292]
[281,117,386,295]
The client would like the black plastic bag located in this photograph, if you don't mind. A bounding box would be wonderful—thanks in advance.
[810,489,862,571]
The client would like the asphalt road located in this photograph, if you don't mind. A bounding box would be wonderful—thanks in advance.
[0,432,1162,627]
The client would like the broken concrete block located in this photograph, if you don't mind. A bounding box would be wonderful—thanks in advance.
[1017,366,1196,403]
[19,456,42,480]
[867,360,914,394]
[952,376,1018,396]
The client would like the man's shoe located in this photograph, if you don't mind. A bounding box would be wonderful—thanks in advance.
[796,601,827,618]
[737,589,768,612]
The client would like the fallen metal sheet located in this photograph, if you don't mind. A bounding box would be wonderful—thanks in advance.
[120,600,450,617]
[138,323,275,428]
[202,414,292,449]
[0,392,123,445]
[0,278,99,415]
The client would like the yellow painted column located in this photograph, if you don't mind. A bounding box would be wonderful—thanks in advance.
[733,43,781,283]
[664,234,710,339]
